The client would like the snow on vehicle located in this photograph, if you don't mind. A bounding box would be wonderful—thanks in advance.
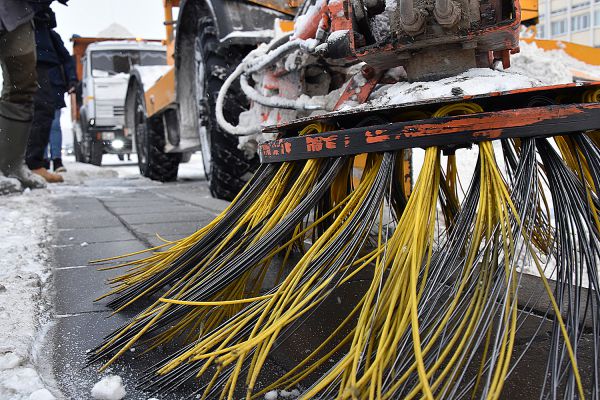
[70,37,167,166]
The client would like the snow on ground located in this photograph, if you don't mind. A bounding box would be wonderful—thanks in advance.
[0,153,206,399]
[0,187,57,399]
[91,375,126,400]
[264,389,300,400]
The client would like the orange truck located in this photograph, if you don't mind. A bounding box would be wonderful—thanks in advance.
[124,0,294,197]
[71,37,167,165]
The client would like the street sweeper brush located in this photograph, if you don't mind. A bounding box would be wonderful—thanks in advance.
[84,0,600,395]
[87,82,600,399]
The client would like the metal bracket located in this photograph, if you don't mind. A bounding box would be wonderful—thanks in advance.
[258,103,600,163]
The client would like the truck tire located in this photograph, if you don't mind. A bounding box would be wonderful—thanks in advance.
[90,140,103,166]
[77,116,94,164]
[195,17,258,200]
[73,125,84,162]
[129,80,180,182]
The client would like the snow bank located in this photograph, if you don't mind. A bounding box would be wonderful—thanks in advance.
[265,390,278,400]
[263,389,301,399]
[511,41,600,84]
[91,375,126,400]
[0,191,56,399]
[29,388,56,400]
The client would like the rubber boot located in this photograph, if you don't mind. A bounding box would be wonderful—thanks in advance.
[0,114,46,189]
[0,175,22,195]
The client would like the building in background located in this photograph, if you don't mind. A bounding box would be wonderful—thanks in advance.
[536,0,600,46]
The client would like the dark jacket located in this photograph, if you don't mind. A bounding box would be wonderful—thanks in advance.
[33,5,58,65]
[0,0,56,33]
[48,31,76,108]
[0,0,34,32]
[30,2,75,108]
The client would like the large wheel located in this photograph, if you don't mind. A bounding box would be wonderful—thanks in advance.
[89,140,103,166]
[128,80,180,182]
[194,16,257,200]
[77,116,94,164]
[73,124,84,162]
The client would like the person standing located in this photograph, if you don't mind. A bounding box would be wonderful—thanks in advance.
[0,0,49,194]
[25,4,66,183]
[45,29,77,173]
[46,109,65,171]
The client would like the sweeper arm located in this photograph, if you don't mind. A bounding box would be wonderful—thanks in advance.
[259,82,600,163]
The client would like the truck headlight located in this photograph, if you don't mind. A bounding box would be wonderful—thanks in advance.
[112,139,125,150]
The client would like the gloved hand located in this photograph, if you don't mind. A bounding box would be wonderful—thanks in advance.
[68,80,78,94]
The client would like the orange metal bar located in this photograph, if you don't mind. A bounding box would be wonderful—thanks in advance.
[144,67,176,117]
[163,0,177,65]
[259,103,600,163]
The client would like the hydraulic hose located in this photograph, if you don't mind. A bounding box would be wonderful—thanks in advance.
[215,63,260,136]
[239,74,326,111]
[216,35,323,136]
[400,0,426,36]
[434,0,461,28]
[245,37,303,74]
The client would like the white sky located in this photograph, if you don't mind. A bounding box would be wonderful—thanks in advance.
[51,0,169,52]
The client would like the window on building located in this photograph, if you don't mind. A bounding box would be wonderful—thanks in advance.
[538,24,545,37]
[551,19,568,35]
[552,7,567,15]
[595,9,600,26]
[572,1,590,10]
[571,14,590,31]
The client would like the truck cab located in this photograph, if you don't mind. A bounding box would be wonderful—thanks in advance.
[72,39,167,165]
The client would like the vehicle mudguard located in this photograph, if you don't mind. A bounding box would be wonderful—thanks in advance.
[176,0,291,48]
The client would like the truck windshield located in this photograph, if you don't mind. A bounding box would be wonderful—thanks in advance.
[91,50,166,77]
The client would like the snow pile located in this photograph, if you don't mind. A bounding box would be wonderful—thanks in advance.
[511,40,600,83]
[29,388,56,400]
[97,23,134,39]
[59,160,119,185]
[0,191,57,399]
[91,375,126,400]
[265,390,278,400]
[263,389,301,399]
[135,65,173,90]
[360,68,542,109]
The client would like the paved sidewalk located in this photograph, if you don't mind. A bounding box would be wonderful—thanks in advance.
[49,171,229,399]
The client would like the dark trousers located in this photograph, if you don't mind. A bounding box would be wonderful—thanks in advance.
[25,65,55,169]
[0,21,37,121]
